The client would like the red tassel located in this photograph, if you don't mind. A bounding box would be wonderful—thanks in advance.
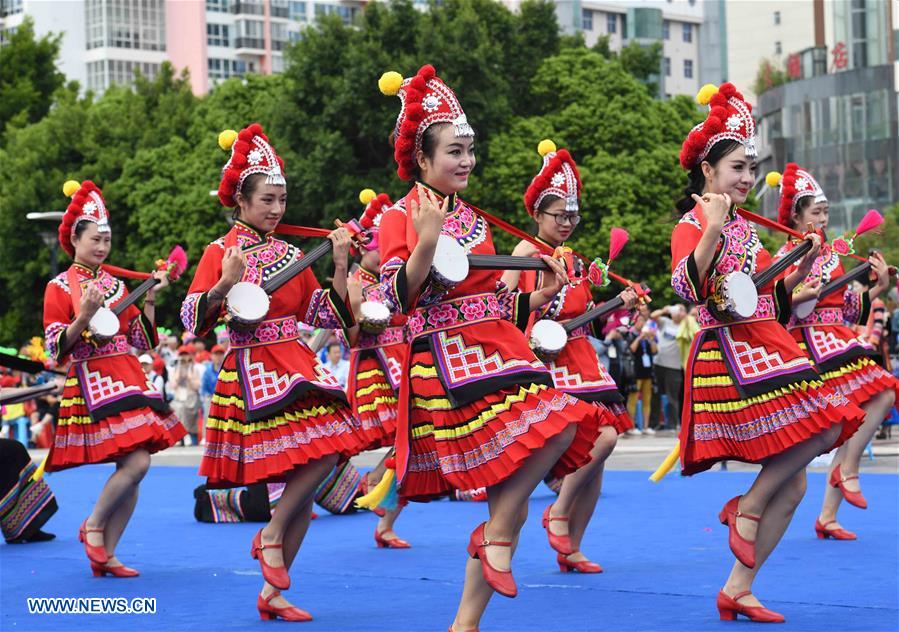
[607,228,628,263]
[854,209,883,237]
[165,245,188,279]
[100,264,151,280]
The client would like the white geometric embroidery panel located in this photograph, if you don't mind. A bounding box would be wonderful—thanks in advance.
[723,330,807,380]
[809,327,853,358]
[85,369,129,403]
[438,331,542,385]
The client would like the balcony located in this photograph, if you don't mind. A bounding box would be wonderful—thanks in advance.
[271,6,288,18]
[230,2,263,16]
[234,37,265,51]
[271,40,286,51]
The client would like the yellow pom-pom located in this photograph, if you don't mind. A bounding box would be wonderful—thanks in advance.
[765,171,782,188]
[537,139,556,157]
[218,129,238,151]
[696,83,719,106]
[378,71,403,96]
[359,188,377,205]
[62,180,80,197]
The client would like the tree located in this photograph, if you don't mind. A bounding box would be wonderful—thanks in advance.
[475,47,701,306]
[753,58,788,97]
[0,17,66,142]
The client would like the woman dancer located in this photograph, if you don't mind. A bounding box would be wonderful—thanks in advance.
[378,65,603,631]
[43,180,185,577]
[770,164,897,540]
[671,84,865,623]
[181,123,367,621]
[501,140,637,573]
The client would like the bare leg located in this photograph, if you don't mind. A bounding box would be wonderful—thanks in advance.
[451,424,576,631]
[548,426,618,542]
[103,487,137,565]
[733,424,841,547]
[722,470,808,608]
[820,390,894,530]
[259,455,337,607]
[83,450,151,553]
[375,504,406,540]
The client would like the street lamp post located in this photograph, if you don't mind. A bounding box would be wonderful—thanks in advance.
[26,212,64,278]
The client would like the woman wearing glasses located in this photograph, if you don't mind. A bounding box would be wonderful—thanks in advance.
[502,140,637,574]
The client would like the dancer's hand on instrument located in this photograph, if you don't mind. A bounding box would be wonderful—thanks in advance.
[511,239,540,258]
[148,269,170,296]
[221,246,247,288]
[691,192,731,231]
[795,233,822,276]
[619,287,638,310]
[870,251,890,293]
[792,277,821,304]
[540,255,568,294]
[346,275,364,319]
[411,184,448,245]
[329,227,352,268]
[80,283,105,319]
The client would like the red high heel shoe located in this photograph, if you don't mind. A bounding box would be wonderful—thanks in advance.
[91,562,139,578]
[256,591,312,622]
[251,529,290,590]
[557,552,602,574]
[466,522,517,598]
[716,590,785,623]
[448,627,479,632]
[814,518,857,540]
[541,504,574,555]
[375,528,411,549]
[718,496,759,568]
[829,464,867,509]
[78,520,108,565]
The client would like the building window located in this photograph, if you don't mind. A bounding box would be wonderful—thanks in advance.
[662,20,669,40]
[208,57,247,81]
[206,0,229,12]
[207,23,230,47]
[682,23,692,43]
[684,59,693,78]
[663,56,670,76]
[582,9,593,31]
[86,0,165,52]
[775,41,782,55]
[289,1,306,21]
[607,13,616,34]
[774,11,780,25]
[314,3,353,24]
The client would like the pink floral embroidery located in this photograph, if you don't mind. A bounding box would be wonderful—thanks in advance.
[460,298,487,320]
[832,238,851,255]
[255,322,280,342]
[716,254,741,274]
[427,303,458,328]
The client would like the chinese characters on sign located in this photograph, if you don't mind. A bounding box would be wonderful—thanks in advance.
[786,53,801,79]
[831,42,848,71]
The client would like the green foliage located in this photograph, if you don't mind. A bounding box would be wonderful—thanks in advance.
[753,58,789,97]
[0,17,66,142]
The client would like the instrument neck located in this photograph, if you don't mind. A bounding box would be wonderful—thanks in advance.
[820,261,872,301]
[753,239,813,289]
[112,277,160,316]
[263,239,333,294]
[564,295,625,333]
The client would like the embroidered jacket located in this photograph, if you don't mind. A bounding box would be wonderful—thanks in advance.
[43,263,164,419]
[180,222,355,420]
[670,208,818,397]
[378,185,550,406]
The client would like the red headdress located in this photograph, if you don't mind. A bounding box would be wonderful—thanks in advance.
[379,65,474,181]
[680,83,757,171]
[356,188,393,253]
[523,139,582,216]
[766,164,826,226]
[216,123,286,207]
[58,180,111,257]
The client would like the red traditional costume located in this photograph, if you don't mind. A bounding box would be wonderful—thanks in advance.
[772,165,899,408]
[378,66,600,500]
[519,142,632,434]
[345,192,406,450]
[671,84,864,476]
[43,181,184,470]
[181,123,366,487]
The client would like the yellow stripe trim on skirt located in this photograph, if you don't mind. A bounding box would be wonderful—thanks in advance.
[693,380,824,413]
[205,402,345,435]
[357,396,398,414]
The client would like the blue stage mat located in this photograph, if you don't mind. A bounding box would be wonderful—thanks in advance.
[2,466,896,631]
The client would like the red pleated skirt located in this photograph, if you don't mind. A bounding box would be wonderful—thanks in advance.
[47,376,185,472]
[401,349,602,500]
[199,365,367,488]
[680,335,865,476]
[348,354,398,451]
[604,400,635,434]
[790,329,899,409]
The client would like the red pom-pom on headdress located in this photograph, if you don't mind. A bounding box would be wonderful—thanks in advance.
[680,83,757,171]
[217,123,286,208]
[775,163,824,226]
[380,65,474,181]
[58,180,111,257]
[524,140,582,217]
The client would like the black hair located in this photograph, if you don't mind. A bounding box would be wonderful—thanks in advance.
[537,194,564,214]
[72,219,93,240]
[233,173,271,221]
[675,139,744,215]
[327,342,343,353]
